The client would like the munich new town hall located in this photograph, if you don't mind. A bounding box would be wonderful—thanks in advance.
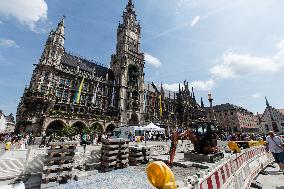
[16,0,205,135]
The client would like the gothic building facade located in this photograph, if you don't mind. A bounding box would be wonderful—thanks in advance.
[16,0,204,135]
[258,98,284,134]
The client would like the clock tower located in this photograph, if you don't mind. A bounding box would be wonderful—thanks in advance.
[110,0,145,126]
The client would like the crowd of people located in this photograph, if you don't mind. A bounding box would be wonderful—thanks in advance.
[0,133,34,150]
[124,131,167,142]
[224,133,266,141]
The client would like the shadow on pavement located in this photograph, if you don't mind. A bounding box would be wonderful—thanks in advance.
[267,171,282,175]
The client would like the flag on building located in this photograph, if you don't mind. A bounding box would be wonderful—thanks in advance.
[92,77,102,105]
[143,89,147,112]
[159,94,163,117]
[75,78,85,104]
[111,80,116,107]
[160,84,164,117]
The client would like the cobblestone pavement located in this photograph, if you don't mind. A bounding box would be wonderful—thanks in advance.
[252,163,284,189]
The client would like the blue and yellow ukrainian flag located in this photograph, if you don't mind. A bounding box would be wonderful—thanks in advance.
[75,78,85,104]
[159,94,163,117]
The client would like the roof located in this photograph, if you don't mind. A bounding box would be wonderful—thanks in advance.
[206,103,253,114]
[60,53,108,76]
[277,109,284,115]
[144,83,175,99]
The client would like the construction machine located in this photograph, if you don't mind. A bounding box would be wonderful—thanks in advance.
[168,121,224,165]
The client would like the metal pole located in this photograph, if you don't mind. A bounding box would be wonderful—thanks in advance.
[144,130,146,146]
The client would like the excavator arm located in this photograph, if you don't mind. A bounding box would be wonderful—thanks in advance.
[168,130,196,166]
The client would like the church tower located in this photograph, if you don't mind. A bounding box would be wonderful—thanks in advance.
[40,17,65,66]
[111,0,145,126]
[29,17,65,93]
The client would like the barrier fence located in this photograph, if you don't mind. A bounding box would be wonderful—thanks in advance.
[185,146,273,189]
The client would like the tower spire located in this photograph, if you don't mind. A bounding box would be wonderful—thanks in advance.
[39,16,65,66]
[265,96,270,107]
[55,15,65,37]
[126,0,135,12]
[201,97,204,108]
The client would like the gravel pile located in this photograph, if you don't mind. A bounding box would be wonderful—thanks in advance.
[52,162,200,189]
[55,166,155,189]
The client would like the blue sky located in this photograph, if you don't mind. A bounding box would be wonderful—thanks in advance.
[1,0,284,116]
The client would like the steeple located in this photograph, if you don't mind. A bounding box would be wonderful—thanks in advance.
[126,0,135,13]
[191,87,195,100]
[40,16,65,66]
[201,97,204,108]
[55,16,65,37]
[121,0,138,29]
[160,83,164,95]
[265,96,270,107]
[110,0,144,126]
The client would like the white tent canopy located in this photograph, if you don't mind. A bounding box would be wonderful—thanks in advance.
[0,115,7,132]
[143,122,165,132]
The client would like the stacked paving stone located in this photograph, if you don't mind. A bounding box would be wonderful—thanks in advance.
[129,146,151,165]
[100,138,129,172]
[41,141,79,189]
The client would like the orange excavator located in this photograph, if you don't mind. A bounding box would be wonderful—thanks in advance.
[168,122,224,165]
[168,129,197,165]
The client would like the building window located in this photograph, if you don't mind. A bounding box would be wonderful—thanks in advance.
[81,95,86,105]
[41,84,47,93]
[62,91,68,103]
[83,83,88,92]
[56,89,63,98]
[59,78,65,87]
[44,72,49,80]
[66,79,70,87]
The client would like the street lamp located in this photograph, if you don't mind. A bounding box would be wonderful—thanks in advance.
[208,91,213,109]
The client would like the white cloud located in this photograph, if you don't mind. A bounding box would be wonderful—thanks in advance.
[210,40,284,79]
[0,20,3,24]
[189,79,215,91]
[144,53,162,68]
[191,16,200,27]
[163,79,215,92]
[163,83,181,91]
[0,0,48,32]
[176,0,197,12]
[252,93,262,99]
[0,39,19,48]
[277,39,284,50]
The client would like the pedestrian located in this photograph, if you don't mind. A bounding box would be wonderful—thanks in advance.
[39,135,46,148]
[81,132,88,153]
[266,131,284,174]
[93,133,98,145]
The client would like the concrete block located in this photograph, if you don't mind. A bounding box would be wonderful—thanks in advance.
[40,182,59,189]
[74,171,89,181]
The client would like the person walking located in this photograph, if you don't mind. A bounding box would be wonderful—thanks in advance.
[266,131,284,174]
[81,132,88,153]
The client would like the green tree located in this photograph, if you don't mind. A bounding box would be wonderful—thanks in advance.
[60,126,77,137]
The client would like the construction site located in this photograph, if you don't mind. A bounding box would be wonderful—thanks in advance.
[0,135,280,189]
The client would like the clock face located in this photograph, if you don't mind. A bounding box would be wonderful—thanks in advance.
[129,31,137,40]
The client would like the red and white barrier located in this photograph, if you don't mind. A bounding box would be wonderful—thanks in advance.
[186,146,274,189]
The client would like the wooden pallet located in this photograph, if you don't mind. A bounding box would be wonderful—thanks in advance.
[41,141,78,187]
